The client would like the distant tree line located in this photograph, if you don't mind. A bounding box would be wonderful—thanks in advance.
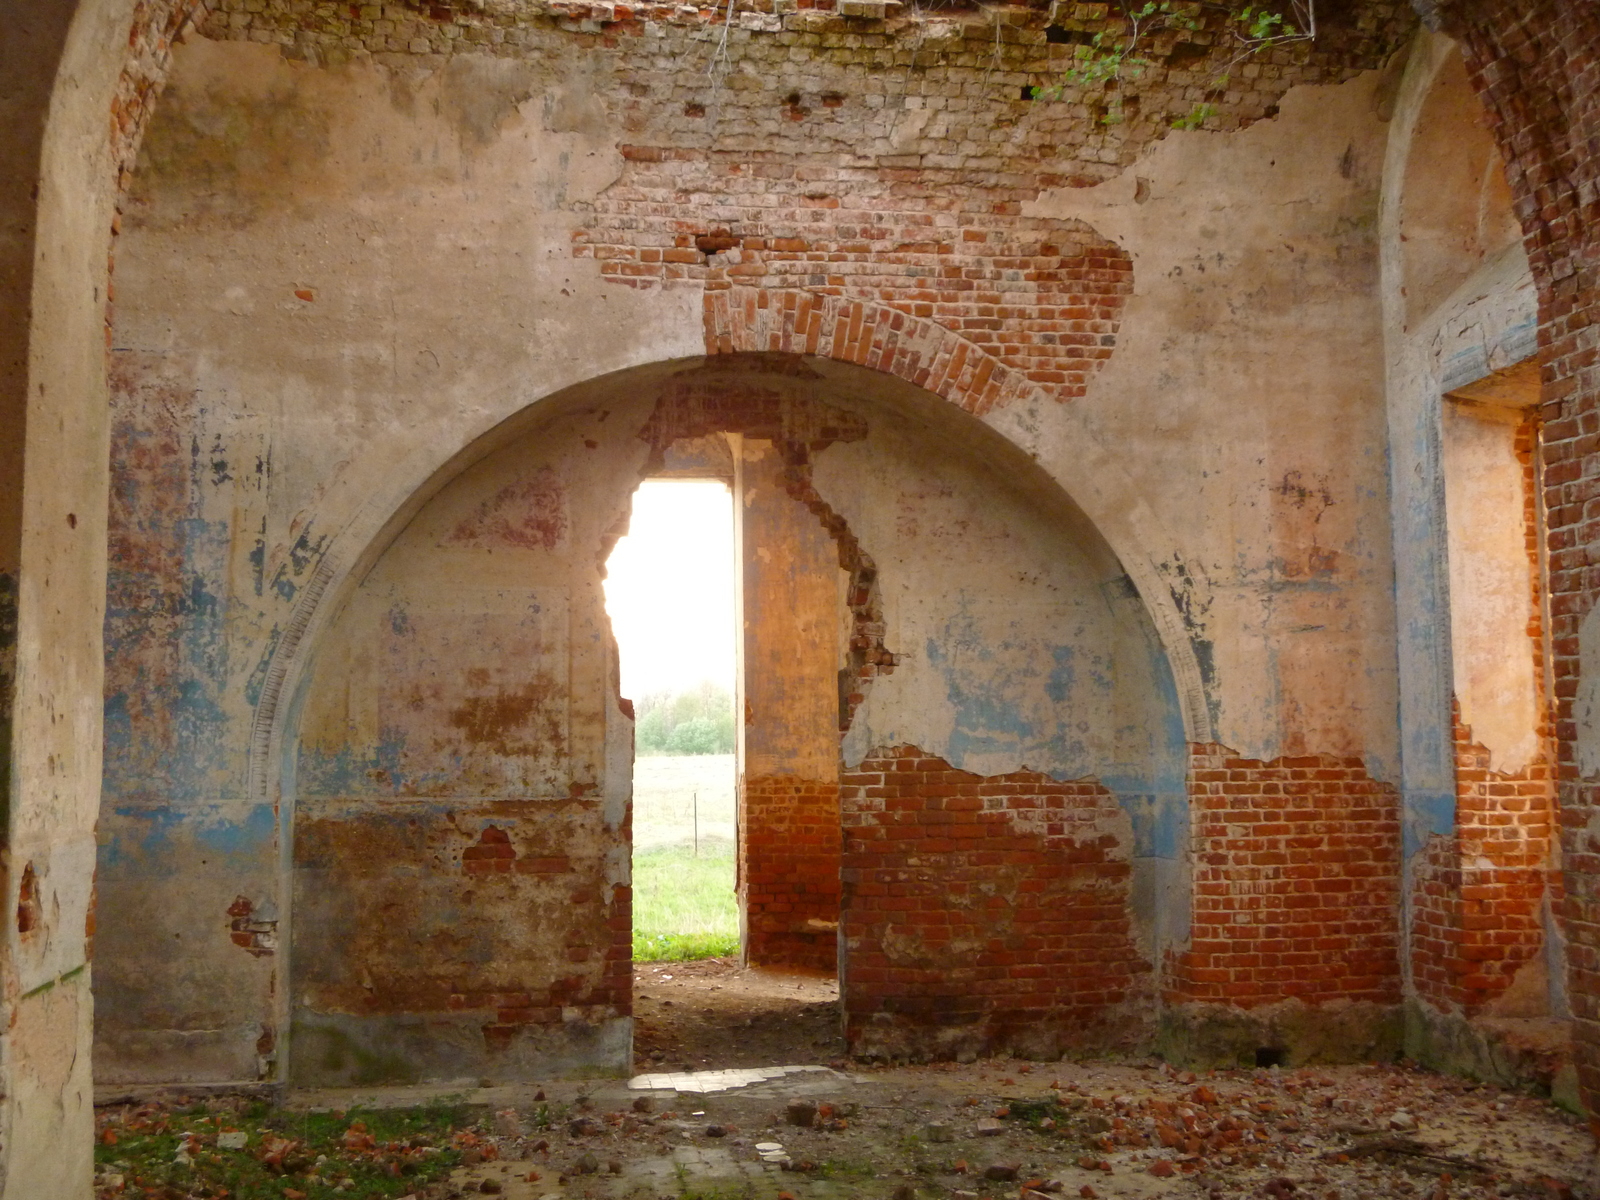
[634,681,737,756]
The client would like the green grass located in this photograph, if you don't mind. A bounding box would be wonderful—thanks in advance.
[633,838,739,961]
[95,1100,478,1199]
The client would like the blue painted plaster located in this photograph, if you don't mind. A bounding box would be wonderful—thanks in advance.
[99,802,276,871]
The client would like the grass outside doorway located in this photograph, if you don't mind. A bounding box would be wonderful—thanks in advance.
[632,838,738,961]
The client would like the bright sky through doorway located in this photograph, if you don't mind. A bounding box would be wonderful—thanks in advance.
[604,479,737,700]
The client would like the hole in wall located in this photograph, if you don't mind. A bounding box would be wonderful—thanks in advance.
[604,478,739,972]
[16,863,39,936]
[1044,24,1093,44]
[1255,1047,1287,1068]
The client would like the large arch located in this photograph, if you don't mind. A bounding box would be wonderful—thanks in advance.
[249,309,1216,830]
[269,350,1191,1081]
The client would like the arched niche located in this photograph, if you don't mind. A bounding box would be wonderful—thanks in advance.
[283,353,1190,1082]
[1399,48,1524,330]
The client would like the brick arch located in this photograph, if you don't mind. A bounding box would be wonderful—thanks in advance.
[112,2,211,172]
[700,288,1217,746]
[703,286,1054,418]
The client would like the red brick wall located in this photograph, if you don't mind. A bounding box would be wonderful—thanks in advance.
[577,170,1134,401]
[741,775,841,972]
[1411,709,1556,1013]
[1434,0,1600,1113]
[1411,418,1558,1015]
[1168,745,1401,1009]
[839,745,1149,1059]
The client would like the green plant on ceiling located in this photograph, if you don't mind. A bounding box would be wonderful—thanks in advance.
[1032,0,1317,130]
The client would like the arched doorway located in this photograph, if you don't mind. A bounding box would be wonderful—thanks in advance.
[281,352,1188,1083]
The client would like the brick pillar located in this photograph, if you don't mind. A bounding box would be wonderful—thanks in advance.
[739,438,842,972]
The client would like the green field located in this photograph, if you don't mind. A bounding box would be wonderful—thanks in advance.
[632,837,739,961]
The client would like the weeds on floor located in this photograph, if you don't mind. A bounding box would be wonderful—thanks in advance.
[633,838,738,961]
[94,1098,479,1199]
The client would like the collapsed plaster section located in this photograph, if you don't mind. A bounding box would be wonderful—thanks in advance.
[840,744,1147,1063]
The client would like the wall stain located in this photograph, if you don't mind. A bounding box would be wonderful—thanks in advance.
[446,677,565,758]
[446,472,567,552]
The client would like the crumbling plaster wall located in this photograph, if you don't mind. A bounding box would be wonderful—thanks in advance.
[0,0,205,1193]
[1027,69,1410,1043]
[1378,30,1566,1086]
[96,37,700,1083]
[739,439,847,973]
[287,361,1183,1079]
[290,397,645,1084]
[100,10,1420,1081]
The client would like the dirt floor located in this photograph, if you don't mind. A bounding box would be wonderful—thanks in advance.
[94,962,1600,1200]
[632,959,845,1072]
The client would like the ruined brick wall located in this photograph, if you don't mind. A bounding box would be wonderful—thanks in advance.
[581,179,1134,401]
[1410,416,1558,1018]
[199,0,1410,405]
[1168,746,1402,1009]
[1411,708,1555,1013]
[97,0,1418,1085]
[1431,0,1600,1111]
[839,745,1148,1061]
[741,776,841,972]
[739,432,847,972]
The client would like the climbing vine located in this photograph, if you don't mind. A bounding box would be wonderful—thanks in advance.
[1033,0,1318,129]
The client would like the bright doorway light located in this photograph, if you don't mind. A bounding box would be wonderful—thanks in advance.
[604,479,736,699]
[605,478,739,965]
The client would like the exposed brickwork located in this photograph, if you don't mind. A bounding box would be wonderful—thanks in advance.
[1410,707,1556,1013]
[199,0,1412,159]
[706,287,1058,417]
[472,879,632,1048]
[584,179,1133,399]
[1412,416,1558,1016]
[1169,745,1402,1009]
[839,745,1148,1059]
[741,775,841,971]
[191,0,1409,417]
[114,2,210,178]
[462,824,574,876]
[1433,0,1600,1114]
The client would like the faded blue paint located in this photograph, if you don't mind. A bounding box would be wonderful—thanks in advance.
[98,802,276,870]
[1161,555,1221,733]
[1404,789,1456,858]
[924,618,1097,776]
[296,731,421,798]
[1385,354,1457,849]
[1102,584,1190,860]
[1045,646,1076,704]
[244,623,283,708]
[918,579,1189,864]
[103,504,235,805]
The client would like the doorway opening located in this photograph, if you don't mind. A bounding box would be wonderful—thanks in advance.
[606,451,848,1072]
[604,477,740,965]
